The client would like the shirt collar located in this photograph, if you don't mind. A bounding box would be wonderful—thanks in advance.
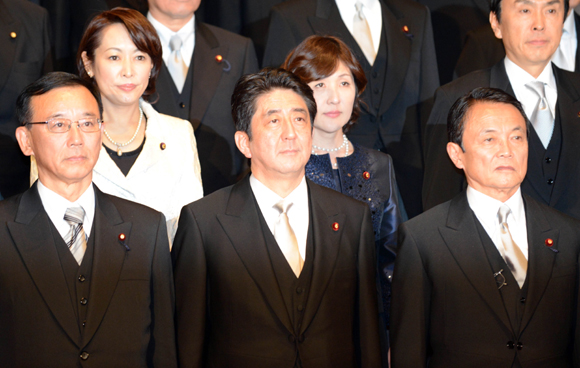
[563,10,576,37]
[466,186,525,229]
[504,56,556,91]
[147,12,195,49]
[250,174,308,209]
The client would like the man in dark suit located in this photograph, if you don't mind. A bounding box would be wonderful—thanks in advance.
[0,72,176,367]
[0,0,52,198]
[146,0,259,195]
[262,0,439,217]
[454,0,580,78]
[391,87,580,367]
[423,0,580,220]
[172,68,381,367]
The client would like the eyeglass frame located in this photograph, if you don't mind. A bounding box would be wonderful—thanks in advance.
[24,118,104,133]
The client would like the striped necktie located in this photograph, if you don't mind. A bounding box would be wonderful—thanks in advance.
[64,206,87,266]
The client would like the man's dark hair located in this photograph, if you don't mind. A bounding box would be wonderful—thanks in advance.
[16,72,103,128]
[447,87,528,149]
[231,68,317,139]
[490,0,569,23]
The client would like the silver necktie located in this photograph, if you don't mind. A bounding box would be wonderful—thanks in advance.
[64,206,87,266]
[353,1,376,66]
[273,199,303,277]
[167,34,188,93]
[497,204,527,288]
[525,81,554,149]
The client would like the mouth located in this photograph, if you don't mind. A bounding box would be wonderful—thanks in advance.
[118,84,137,92]
[324,111,341,118]
[527,39,549,47]
[495,166,515,171]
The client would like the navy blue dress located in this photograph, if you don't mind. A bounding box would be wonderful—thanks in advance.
[306,143,404,334]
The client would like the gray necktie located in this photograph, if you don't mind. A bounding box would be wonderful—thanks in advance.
[497,204,527,288]
[64,206,87,266]
[168,34,188,93]
[525,81,554,149]
[273,199,303,277]
[353,1,376,66]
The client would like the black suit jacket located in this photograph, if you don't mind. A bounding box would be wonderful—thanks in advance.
[262,0,439,217]
[423,61,580,219]
[171,176,381,367]
[151,21,259,195]
[0,0,52,198]
[455,13,580,78]
[0,184,177,367]
[391,192,580,367]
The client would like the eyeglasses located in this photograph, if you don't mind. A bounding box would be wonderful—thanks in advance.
[25,118,103,133]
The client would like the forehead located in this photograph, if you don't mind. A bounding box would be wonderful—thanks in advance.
[464,101,527,134]
[97,23,134,48]
[506,0,564,7]
[30,86,99,119]
[253,88,309,116]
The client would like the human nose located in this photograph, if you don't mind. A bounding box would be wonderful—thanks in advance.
[532,11,545,31]
[498,138,513,158]
[281,117,297,140]
[328,85,340,104]
[67,122,84,146]
[122,58,133,77]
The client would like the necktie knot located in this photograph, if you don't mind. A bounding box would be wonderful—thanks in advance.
[355,1,364,17]
[524,80,554,148]
[274,199,293,216]
[525,81,548,109]
[169,34,183,52]
[64,206,85,226]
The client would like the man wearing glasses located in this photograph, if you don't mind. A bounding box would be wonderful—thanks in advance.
[0,72,177,367]
[391,87,580,367]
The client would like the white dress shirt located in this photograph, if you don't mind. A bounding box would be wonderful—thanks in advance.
[466,186,529,261]
[335,0,382,55]
[504,57,557,121]
[250,175,309,261]
[37,180,95,241]
[551,10,577,72]
[147,12,195,67]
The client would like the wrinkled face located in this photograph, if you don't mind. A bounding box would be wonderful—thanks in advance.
[448,102,528,200]
[491,0,564,73]
[148,0,201,21]
[236,89,312,183]
[16,86,102,190]
[82,23,153,108]
[308,61,356,135]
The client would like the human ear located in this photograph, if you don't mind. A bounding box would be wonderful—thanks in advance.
[447,142,465,170]
[235,131,252,159]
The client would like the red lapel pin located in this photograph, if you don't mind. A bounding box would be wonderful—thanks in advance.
[118,233,130,251]
[332,222,339,231]
[362,171,370,180]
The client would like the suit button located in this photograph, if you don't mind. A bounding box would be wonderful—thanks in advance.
[516,342,523,350]
[80,298,88,305]
[545,157,552,163]
[82,320,86,327]
[296,287,303,294]
[179,102,185,108]
[78,275,86,282]
[547,179,554,185]
[297,304,303,311]
[80,352,89,360]
[520,297,526,303]
[507,341,515,349]
[372,71,378,78]
[288,335,295,343]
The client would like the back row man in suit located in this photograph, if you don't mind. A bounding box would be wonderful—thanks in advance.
[423,0,580,220]
[171,68,382,367]
[392,87,580,367]
[147,0,259,195]
[262,0,440,217]
[0,72,176,367]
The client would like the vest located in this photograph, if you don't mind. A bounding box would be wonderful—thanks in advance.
[256,199,315,368]
[168,53,195,121]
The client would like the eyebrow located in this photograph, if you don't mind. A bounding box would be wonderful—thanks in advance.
[514,0,561,5]
[45,111,98,120]
[264,107,308,116]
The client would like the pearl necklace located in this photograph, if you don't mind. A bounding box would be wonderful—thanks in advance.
[311,134,350,167]
[104,107,143,156]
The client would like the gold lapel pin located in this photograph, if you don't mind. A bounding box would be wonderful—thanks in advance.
[10,32,17,39]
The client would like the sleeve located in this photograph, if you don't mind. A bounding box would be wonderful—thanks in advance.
[262,6,299,68]
[422,87,466,211]
[150,213,178,367]
[390,222,430,368]
[171,205,208,368]
[453,27,505,80]
[357,205,384,367]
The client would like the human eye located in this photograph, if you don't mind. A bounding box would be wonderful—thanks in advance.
[49,119,69,132]
[314,82,324,88]
[340,81,350,86]
[136,54,148,61]
[80,119,95,128]
[108,54,119,61]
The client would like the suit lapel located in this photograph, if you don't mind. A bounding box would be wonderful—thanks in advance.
[0,0,18,92]
[216,177,294,334]
[7,184,81,345]
[82,188,132,346]
[379,1,412,117]
[189,21,227,126]
[153,63,182,120]
[438,193,513,334]
[489,61,514,95]
[300,181,345,333]
[518,196,558,334]
[549,66,580,208]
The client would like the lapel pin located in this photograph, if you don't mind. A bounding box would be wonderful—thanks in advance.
[160,142,166,150]
[577,111,580,117]
[545,238,559,253]
[10,32,17,39]
[214,54,231,72]
[402,25,413,39]
[332,222,339,231]
[362,171,370,180]
[118,233,130,251]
